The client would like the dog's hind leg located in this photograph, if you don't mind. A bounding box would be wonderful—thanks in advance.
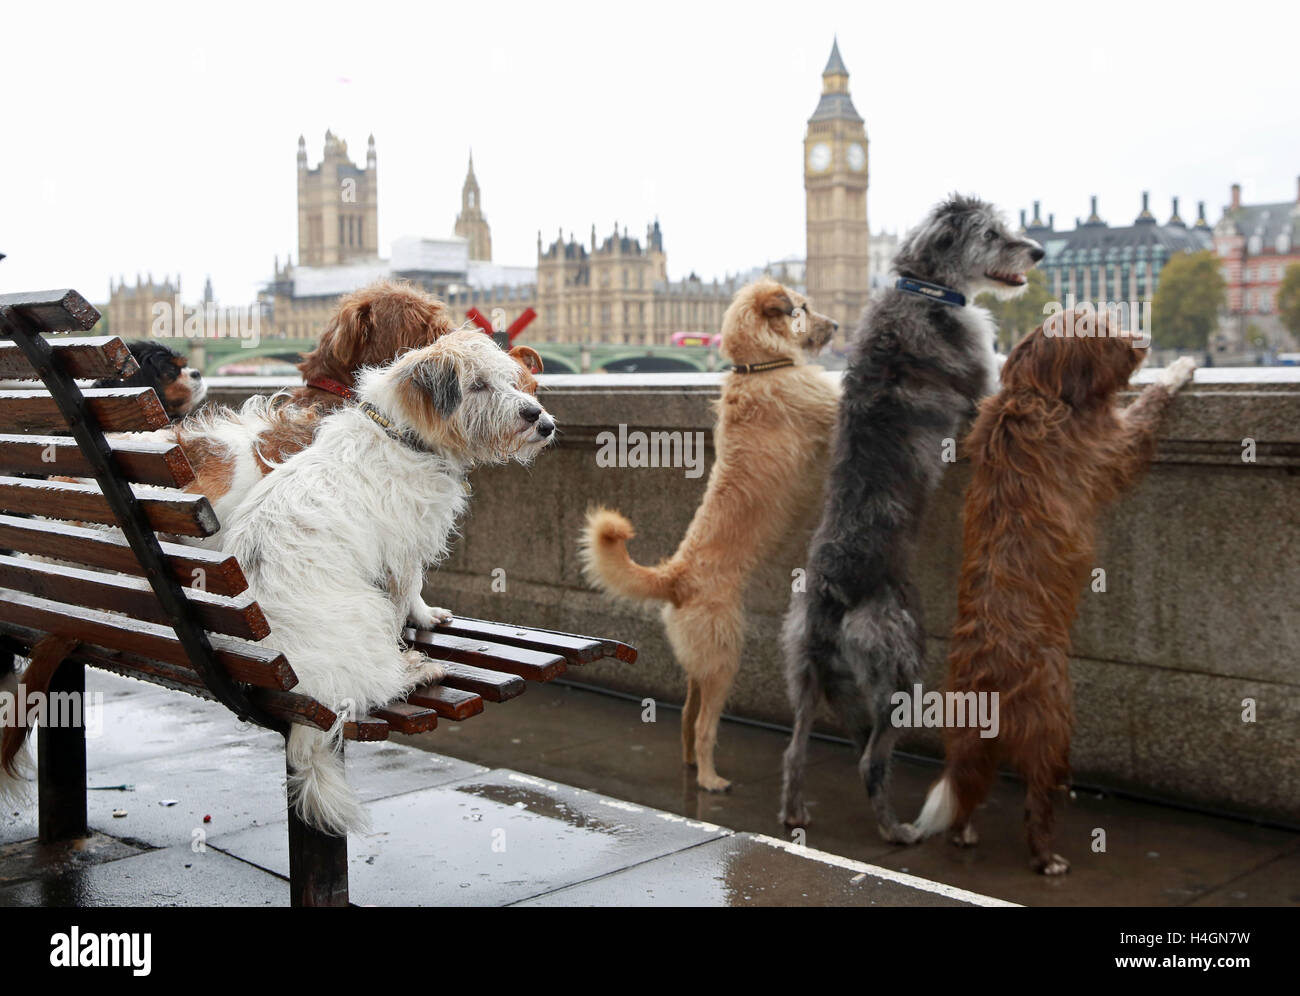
[941,727,1000,847]
[692,663,738,792]
[861,715,919,844]
[779,663,821,828]
[667,602,741,792]
[681,675,700,766]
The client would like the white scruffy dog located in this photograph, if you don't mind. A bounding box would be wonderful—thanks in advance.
[220,330,555,835]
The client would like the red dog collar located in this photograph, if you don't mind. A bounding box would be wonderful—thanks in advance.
[306,376,357,401]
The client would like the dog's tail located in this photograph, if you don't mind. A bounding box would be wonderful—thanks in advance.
[1,634,80,806]
[286,724,372,837]
[913,771,958,839]
[579,507,678,604]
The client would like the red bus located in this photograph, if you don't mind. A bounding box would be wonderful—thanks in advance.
[671,331,722,347]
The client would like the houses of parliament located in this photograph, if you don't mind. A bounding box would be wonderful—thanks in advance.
[107,41,890,350]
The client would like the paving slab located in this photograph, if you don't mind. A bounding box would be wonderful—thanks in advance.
[79,739,487,850]
[218,767,732,906]
[516,832,1012,907]
[0,844,284,907]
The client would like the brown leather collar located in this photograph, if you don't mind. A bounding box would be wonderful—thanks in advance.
[306,375,357,400]
[729,358,796,375]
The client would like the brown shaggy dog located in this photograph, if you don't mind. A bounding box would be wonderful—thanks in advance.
[913,310,1196,873]
[173,280,543,519]
[580,279,840,791]
[297,278,543,408]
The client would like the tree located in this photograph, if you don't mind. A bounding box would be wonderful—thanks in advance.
[1151,250,1225,351]
[1278,263,1300,342]
[975,267,1054,351]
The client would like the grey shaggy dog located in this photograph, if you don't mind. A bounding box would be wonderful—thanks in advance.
[779,194,1044,842]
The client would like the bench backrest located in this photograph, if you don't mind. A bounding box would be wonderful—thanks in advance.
[0,289,318,734]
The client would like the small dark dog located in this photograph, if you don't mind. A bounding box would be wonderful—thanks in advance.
[99,340,206,421]
[779,194,1044,842]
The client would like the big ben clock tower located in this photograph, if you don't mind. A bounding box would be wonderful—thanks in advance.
[805,38,869,341]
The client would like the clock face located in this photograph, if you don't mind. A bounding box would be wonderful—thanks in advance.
[809,142,831,172]
[848,143,866,171]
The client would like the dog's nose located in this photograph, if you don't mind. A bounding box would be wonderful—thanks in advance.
[536,415,555,438]
[831,320,839,332]
[190,369,202,380]
[520,403,543,424]
[1029,245,1045,263]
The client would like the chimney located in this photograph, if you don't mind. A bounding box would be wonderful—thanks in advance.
[1231,183,1242,210]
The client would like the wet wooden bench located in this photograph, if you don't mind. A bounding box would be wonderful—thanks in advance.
[0,288,635,907]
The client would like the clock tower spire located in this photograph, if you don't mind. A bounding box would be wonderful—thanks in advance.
[805,37,869,340]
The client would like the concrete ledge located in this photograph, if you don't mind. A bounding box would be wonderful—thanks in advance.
[205,369,1300,826]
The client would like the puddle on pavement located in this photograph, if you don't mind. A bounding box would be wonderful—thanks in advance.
[453,782,640,838]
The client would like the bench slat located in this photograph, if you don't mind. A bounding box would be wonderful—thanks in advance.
[0,335,135,381]
[371,702,438,734]
[406,682,484,720]
[0,433,195,487]
[0,476,218,536]
[432,661,527,702]
[0,589,295,689]
[0,554,268,640]
[434,616,604,665]
[404,628,566,682]
[344,715,391,741]
[0,290,101,336]
[0,387,169,434]
[0,514,246,595]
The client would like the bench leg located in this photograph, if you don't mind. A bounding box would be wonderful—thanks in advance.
[37,659,87,843]
[286,751,349,907]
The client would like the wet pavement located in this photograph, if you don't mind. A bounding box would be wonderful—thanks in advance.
[394,680,1300,907]
[0,672,1008,907]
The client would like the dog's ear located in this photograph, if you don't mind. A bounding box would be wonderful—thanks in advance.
[509,345,543,375]
[759,286,795,319]
[325,298,372,369]
[412,352,462,417]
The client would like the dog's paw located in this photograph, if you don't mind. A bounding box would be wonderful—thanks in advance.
[403,650,446,686]
[697,772,732,793]
[1033,853,1071,876]
[781,804,811,829]
[408,602,453,629]
[1158,356,1197,393]
[951,823,979,848]
[880,821,921,845]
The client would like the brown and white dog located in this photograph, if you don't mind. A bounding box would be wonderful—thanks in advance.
[913,310,1196,873]
[580,279,840,791]
[222,330,555,833]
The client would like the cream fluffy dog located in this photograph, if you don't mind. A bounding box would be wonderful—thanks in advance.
[221,330,555,834]
[580,279,840,791]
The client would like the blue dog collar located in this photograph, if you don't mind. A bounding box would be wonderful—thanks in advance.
[895,277,966,308]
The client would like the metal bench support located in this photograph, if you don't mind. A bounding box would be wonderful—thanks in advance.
[286,748,349,907]
[37,659,87,843]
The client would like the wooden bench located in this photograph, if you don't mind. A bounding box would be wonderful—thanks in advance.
[0,288,636,907]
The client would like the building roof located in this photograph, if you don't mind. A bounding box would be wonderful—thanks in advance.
[1025,196,1213,266]
[823,37,848,76]
[809,38,862,123]
[1222,201,1299,250]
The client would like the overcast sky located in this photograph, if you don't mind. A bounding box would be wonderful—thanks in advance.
[3,0,1298,306]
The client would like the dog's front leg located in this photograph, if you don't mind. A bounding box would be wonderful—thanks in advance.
[404,566,453,629]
